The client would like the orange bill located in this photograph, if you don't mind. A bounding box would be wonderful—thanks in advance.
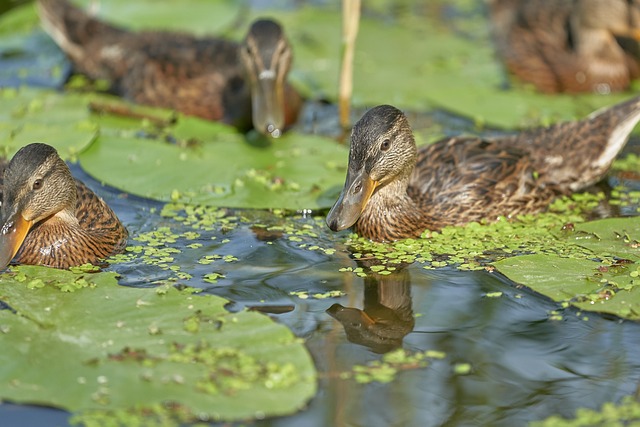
[326,167,378,232]
[613,28,640,40]
[0,211,33,270]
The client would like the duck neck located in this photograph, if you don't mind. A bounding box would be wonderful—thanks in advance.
[17,210,87,268]
[355,175,425,241]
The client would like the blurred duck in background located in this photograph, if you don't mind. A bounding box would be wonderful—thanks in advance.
[37,0,302,137]
[489,0,640,93]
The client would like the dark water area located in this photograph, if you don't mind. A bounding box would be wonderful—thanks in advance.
[2,1,640,427]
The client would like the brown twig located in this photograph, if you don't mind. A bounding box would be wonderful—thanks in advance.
[88,101,176,127]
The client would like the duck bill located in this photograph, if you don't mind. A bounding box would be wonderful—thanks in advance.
[326,168,378,232]
[251,74,285,138]
[613,28,640,41]
[0,211,32,270]
[327,303,376,327]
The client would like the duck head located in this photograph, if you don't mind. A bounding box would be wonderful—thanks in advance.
[326,105,417,232]
[240,19,293,138]
[0,143,77,270]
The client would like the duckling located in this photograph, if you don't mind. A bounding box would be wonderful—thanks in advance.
[489,0,640,93]
[37,0,302,137]
[0,143,128,269]
[326,97,640,241]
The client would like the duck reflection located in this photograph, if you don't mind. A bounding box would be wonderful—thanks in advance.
[327,265,415,353]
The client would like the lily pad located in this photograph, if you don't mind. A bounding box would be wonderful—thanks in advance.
[78,126,348,210]
[0,87,96,160]
[494,217,640,320]
[0,265,317,423]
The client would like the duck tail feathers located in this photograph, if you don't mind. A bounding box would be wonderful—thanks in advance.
[571,95,640,191]
[529,95,640,192]
[37,0,126,66]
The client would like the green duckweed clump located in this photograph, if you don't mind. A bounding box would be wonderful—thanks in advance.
[343,348,446,384]
[339,192,607,273]
[531,395,640,427]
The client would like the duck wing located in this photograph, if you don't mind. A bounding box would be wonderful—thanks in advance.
[409,136,555,226]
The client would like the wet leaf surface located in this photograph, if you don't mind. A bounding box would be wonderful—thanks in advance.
[0,265,316,423]
[494,217,640,319]
[0,87,96,159]
[79,127,348,210]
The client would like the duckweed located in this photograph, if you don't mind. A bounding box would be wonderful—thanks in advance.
[334,191,620,275]
[289,290,346,300]
[532,395,640,427]
[346,348,447,384]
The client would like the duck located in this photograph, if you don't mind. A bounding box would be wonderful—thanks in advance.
[489,0,640,94]
[0,143,128,270]
[326,97,640,242]
[37,0,302,138]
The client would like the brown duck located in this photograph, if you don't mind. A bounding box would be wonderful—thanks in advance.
[489,0,640,93]
[0,143,128,269]
[326,97,640,242]
[37,0,302,137]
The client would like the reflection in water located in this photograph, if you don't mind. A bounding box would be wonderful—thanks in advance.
[309,267,640,427]
[327,266,414,353]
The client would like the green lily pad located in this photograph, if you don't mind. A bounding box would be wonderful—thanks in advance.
[570,217,640,260]
[0,87,96,160]
[78,126,348,210]
[494,217,640,320]
[0,265,317,423]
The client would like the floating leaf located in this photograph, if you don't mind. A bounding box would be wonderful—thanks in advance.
[494,217,640,320]
[78,128,348,210]
[0,87,96,160]
[0,265,317,423]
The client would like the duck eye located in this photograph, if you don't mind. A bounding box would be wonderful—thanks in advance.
[32,179,43,191]
[380,139,391,152]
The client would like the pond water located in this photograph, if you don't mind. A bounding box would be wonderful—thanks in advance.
[2,1,640,426]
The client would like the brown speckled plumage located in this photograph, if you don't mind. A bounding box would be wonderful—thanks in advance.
[0,143,127,269]
[327,97,640,242]
[37,0,301,137]
[489,0,640,93]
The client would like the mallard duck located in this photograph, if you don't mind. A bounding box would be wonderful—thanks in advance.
[326,97,640,241]
[0,143,128,269]
[489,0,640,93]
[37,0,301,137]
